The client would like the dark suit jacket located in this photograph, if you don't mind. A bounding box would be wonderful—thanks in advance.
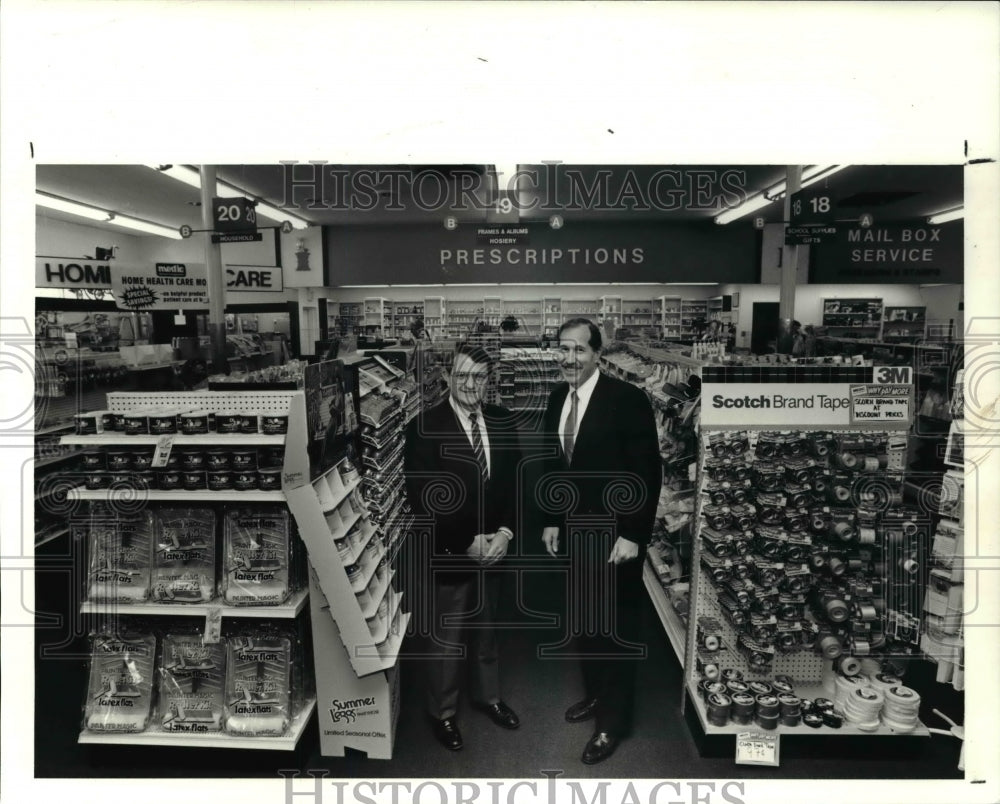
[540,372,661,547]
[404,400,522,575]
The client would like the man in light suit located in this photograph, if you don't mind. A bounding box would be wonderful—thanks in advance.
[539,318,661,764]
[404,342,522,751]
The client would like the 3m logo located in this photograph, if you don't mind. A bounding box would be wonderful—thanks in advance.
[874,366,912,385]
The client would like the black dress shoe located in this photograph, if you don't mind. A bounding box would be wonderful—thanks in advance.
[581,730,619,765]
[431,717,463,751]
[564,697,599,723]
[474,700,520,729]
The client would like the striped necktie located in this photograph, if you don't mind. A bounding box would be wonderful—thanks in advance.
[468,411,489,481]
[563,390,578,464]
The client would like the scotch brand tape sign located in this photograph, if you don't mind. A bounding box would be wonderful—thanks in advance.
[701,384,854,427]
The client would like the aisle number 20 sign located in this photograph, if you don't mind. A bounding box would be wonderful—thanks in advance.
[212,196,258,233]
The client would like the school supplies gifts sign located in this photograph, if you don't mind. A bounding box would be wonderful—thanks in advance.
[112,263,209,311]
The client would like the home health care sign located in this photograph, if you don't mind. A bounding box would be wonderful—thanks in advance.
[111,263,209,311]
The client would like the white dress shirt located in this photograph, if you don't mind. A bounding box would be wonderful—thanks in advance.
[449,397,492,476]
[558,368,600,455]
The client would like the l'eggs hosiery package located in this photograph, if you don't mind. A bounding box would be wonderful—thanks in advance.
[152,507,217,603]
[222,506,292,606]
[158,633,227,732]
[81,503,154,603]
[83,629,157,733]
[223,634,291,736]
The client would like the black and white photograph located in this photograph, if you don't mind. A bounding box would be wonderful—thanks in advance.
[2,3,998,804]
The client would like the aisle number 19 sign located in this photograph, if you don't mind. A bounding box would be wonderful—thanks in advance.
[212,196,258,232]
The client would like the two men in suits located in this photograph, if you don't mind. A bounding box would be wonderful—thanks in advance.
[539,318,662,764]
[403,343,522,751]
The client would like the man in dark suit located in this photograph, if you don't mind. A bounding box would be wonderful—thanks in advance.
[403,342,522,751]
[538,318,661,764]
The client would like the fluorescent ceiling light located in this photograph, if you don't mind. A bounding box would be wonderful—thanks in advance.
[147,164,311,229]
[714,165,849,225]
[36,191,181,238]
[36,192,110,221]
[927,207,963,225]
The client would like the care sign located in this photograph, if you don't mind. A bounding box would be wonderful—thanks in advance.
[111,263,209,311]
[225,264,283,292]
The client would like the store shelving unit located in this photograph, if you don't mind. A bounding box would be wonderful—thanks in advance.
[501,300,542,337]
[598,295,623,337]
[363,298,391,338]
[331,302,362,336]
[687,368,931,749]
[680,299,708,339]
[562,300,599,322]
[882,306,927,344]
[63,388,317,751]
[822,298,884,339]
[483,295,503,329]
[657,295,683,339]
[542,297,562,339]
[390,301,423,339]
[445,300,480,338]
[496,347,562,412]
[423,296,446,339]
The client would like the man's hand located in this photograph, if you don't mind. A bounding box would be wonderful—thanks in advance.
[481,531,511,565]
[608,536,639,565]
[465,534,489,562]
[542,527,560,557]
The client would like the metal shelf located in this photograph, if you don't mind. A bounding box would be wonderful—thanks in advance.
[69,487,286,502]
[61,434,285,446]
[79,588,310,619]
[78,697,316,750]
[643,559,687,665]
[686,680,929,737]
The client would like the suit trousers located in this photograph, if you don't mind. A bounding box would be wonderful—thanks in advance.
[572,550,645,736]
[423,569,502,720]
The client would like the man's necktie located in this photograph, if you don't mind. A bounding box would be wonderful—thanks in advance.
[468,411,489,481]
[563,391,578,464]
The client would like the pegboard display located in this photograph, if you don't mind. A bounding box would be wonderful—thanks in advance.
[107,391,296,416]
[687,428,925,693]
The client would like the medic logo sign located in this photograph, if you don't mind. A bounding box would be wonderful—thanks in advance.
[112,263,210,311]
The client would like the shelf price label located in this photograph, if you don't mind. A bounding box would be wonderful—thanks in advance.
[735,731,780,766]
[152,435,175,468]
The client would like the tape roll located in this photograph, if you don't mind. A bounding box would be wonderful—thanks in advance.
[824,596,850,622]
[816,634,843,659]
[730,692,756,719]
[884,685,921,708]
[822,712,844,728]
[702,663,720,680]
[702,634,721,651]
[771,679,795,695]
[813,697,834,712]
[858,526,877,545]
[859,658,882,677]
[721,668,744,682]
[828,556,848,577]
[756,713,779,730]
[831,522,855,542]
[835,655,862,676]
[836,452,859,469]
[863,457,881,472]
[855,603,878,622]
[726,680,749,695]
[803,712,824,728]
[780,712,802,728]
[901,557,920,575]
[748,681,773,697]
[706,692,732,726]
[778,694,802,715]
[755,695,780,717]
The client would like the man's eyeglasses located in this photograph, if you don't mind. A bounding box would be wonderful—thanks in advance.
[452,371,489,385]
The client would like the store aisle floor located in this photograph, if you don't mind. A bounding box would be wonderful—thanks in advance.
[34,565,962,781]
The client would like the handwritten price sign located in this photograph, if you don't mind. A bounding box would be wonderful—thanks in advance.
[735,731,780,766]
